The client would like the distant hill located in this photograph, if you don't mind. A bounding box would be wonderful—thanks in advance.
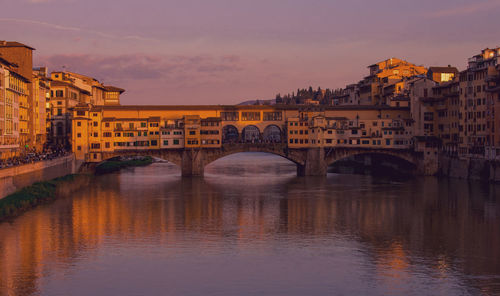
[237,99,275,105]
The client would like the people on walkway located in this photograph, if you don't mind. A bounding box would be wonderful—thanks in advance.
[0,147,70,169]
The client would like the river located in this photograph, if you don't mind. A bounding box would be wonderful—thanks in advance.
[0,153,499,296]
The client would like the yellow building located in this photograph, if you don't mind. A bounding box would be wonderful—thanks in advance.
[0,57,30,159]
[48,71,125,149]
[32,68,49,152]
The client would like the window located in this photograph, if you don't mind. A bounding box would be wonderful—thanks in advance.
[440,73,453,82]
[57,109,62,116]
[105,123,110,128]
[77,111,85,116]
[93,121,98,127]
[77,121,81,127]
[129,123,134,129]
[150,140,158,146]
[424,112,434,121]
[55,90,63,97]
[105,142,110,148]
[91,143,100,149]
[173,139,179,145]
[221,112,239,121]
[77,146,82,151]
[77,133,81,138]
[241,112,261,121]
[189,131,196,135]
[141,122,147,128]
[163,140,168,145]
[263,112,282,121]
[93,132,98,137]
[103,132,112,137]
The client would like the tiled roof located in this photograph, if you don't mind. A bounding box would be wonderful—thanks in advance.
[0,41,35,50]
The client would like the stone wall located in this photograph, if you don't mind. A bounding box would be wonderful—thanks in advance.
[439,155,500,182]
[0,155,77,199]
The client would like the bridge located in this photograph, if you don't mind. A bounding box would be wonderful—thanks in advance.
[72,104,438,176]
[96,143,427,176]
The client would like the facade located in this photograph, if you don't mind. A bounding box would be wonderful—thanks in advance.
[427,66,459,83]
[0,56,32,159]
[48,71,125,149]
[0,41,35,153]
[485,64,500,160]
[32,68,49,151]
[458,48,500,156]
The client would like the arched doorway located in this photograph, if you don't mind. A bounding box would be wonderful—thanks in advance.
[263,125,282,143]
[222,125,239,143]
[242,126,260,143]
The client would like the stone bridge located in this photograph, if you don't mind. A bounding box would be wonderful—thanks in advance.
[94,144,430,176]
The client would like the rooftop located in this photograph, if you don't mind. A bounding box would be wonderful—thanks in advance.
[0,41,35,50]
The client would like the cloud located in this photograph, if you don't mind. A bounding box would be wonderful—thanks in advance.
[35,53,244,83]
[0,18,160,42]
[427,0,500,17]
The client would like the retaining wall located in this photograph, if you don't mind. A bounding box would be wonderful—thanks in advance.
[0,155,77,199]
[439,155,500,183]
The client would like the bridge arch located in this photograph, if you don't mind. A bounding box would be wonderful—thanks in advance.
[263,125,282,143]
[222,125,239,144]
[325,148,418,173]
[97,149,184,168]
[242,125,261,143]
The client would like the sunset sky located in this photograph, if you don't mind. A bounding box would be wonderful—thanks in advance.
[1,0,499,105]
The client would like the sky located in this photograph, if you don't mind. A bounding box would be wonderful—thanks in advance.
[0,0,499,105]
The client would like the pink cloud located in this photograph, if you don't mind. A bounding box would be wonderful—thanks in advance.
[427,0,500,17]
[36,53,244,82]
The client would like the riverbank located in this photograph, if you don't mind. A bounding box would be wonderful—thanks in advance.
[95,156,153,175]
[0,154,77,199]
[0,174,89,222]
[439,155,500,182]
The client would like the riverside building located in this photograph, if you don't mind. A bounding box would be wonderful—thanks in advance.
[458,47,500,157]
[48,71,125,149]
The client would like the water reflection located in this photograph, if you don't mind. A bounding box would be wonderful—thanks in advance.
[0,153,499,295]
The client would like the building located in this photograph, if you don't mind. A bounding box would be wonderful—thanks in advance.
[48,71,125,149]
[334,58,427,106]
[0,41,36,152]
[458,48,500,156]
[427,66,459,83]
[485,64,500,160]
[32,67,49,152]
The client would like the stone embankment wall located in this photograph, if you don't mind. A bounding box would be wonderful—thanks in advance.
[0,155,78,199]
[439,155,500,182]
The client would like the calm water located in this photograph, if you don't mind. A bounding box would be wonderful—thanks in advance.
[1,153,500,296]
